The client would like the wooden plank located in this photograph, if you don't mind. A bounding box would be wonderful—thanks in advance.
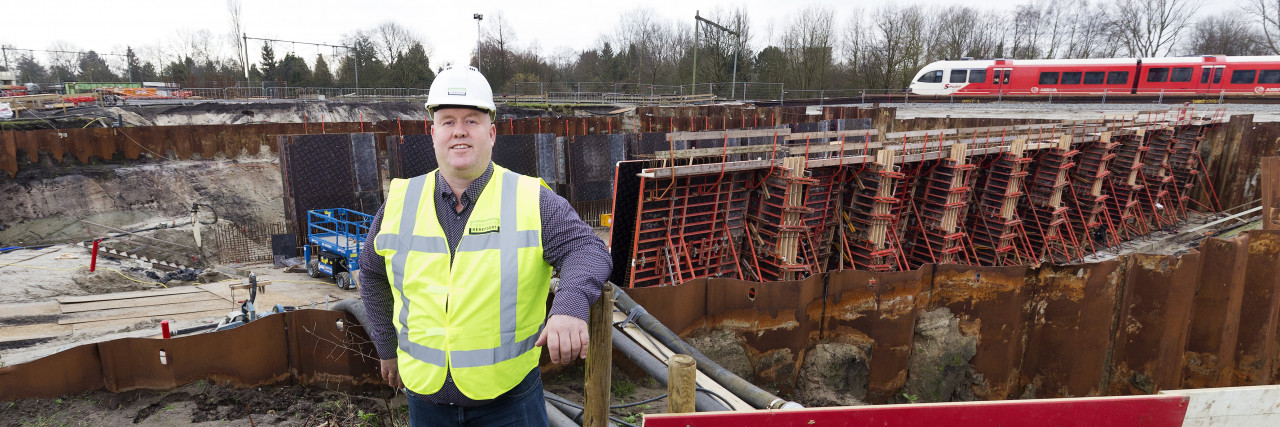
[56,287,207,304]
[783,129,880,140]
[884,128,959,139]
[653,144,792,159]
[666,129,791,141]
[640,159,781,179]
[0,324,72,344]
[57,300,228,325]
[59,292,224,314]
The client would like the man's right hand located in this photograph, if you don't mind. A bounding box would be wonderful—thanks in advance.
[380,358,402,389]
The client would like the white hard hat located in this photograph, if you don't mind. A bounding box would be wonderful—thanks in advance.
[426,65,497,120]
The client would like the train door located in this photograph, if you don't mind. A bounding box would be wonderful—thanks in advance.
[1199,65,1224,94]
[991,67,1012,94]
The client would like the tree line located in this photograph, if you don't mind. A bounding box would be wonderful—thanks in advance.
[3,0,1278,93]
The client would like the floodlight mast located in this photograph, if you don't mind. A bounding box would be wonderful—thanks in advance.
[474,13,484,73]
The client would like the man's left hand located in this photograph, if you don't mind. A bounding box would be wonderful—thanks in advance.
[535,314,589,365]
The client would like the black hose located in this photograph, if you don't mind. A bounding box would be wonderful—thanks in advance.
[545,401,578,427]
[172,323,218,336]
[611,328,731,412]
[612,287,802,410]
[543,391,630,427]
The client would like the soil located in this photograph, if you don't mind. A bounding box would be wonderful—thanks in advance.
[0,154,282,247]
[684,329,754,381]
[0,381,404,427]
[0,362,669,427]
[794,343,869,407]
[902,307,981,403]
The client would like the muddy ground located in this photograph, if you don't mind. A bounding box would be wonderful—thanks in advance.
[0,361,667,427]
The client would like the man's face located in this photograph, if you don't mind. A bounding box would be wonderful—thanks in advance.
[431,107,496,181]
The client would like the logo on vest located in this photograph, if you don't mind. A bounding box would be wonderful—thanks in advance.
[469,218,500,234]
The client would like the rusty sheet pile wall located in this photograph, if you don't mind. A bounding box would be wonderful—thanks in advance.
[0,309,382,401]
[611,112,1235,288]
[626,230,1280,403]
[0,117,622,178]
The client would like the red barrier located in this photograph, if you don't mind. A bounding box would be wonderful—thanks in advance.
[642,395,1190,427]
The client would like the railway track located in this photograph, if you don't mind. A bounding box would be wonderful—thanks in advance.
[757,93,1280,107]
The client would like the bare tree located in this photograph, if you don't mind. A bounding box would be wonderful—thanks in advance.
[866,4,927,88]
[1011,3,1048,58]
[1059,0,1113,58]
[780,5,836,89]
[373,21,423,64]
[227,0,245,74]
[479,11,517,89]
[841,9,873,88]
[929,6,1007,61]
[1183,13,1270,55]
[1110,0,1201,57]
[46,41,81,80]
[1246,0,1280,54]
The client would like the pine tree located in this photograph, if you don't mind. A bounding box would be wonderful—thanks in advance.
[312,54,335,86]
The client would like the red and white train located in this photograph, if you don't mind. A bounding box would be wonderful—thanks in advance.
[909,55,1280,96]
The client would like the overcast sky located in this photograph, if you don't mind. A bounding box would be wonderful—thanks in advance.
[1,0,1242,70]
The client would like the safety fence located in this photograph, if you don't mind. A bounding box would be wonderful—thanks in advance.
[212,222,289,264]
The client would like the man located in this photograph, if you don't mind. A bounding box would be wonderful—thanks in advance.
[359,65,611,426]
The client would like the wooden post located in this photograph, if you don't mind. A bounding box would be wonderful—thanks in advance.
[1264,157,1279,231]
[667,354,697,413]
[583,283,615,427]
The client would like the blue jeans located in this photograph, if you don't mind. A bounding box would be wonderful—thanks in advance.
[407,369,549,427]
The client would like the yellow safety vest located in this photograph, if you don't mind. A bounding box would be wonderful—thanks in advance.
[374,164,552,400]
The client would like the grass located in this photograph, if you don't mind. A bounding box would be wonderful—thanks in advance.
[611,377,636,399]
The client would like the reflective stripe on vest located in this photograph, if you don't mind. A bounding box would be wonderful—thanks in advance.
[374,165,550,398]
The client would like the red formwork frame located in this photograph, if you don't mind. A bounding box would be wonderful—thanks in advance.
[1066,130,1120,250]
[1021,141,1083,262]
[904,153,977,269]
[745,166,821,281]
[1104,129,1151,241]
[614,113,1228,287]
[840,152,912,272]
[968,145,1035,266]
[628,171,751,287]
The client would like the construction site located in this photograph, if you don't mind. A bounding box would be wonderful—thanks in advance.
[0,70,1276,426]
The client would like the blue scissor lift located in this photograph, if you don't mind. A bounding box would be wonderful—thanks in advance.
[304,208,373,290]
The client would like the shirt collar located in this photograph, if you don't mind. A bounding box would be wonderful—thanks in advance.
[437,162,495,203]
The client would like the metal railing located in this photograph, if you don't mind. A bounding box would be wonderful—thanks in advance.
[74,80,1271,106]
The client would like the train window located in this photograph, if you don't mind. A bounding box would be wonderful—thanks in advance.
[1147,68,1169,82]
[1003,71,1010,84]
[918,70,943,83]
[1084,71,1105,84]
[969,69,986,83]
[951,70,968,83]
[1231,70,1256,84]
[1061,72,1082,84]
[992,70,1001,84]
[1106,71,1129,84]
[1259,70,1280,84]
[1171,67,1193,83]
[1201,69,1210,84]
[1214,68,1223,83]
[1039,72,1060,85]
